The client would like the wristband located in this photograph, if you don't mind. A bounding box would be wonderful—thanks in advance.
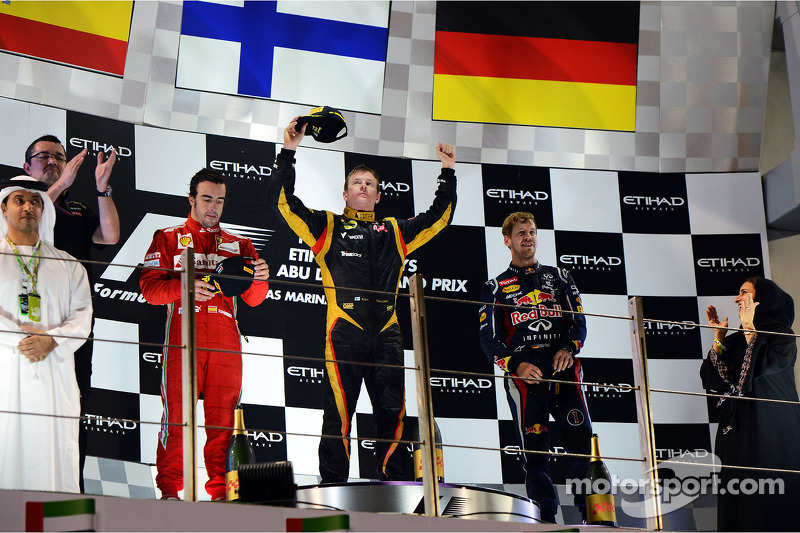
[97,185,112,197]
[714,339,726,352]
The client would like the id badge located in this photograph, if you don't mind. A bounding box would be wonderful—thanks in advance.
[19,293,28,316]
[27,293,41,323]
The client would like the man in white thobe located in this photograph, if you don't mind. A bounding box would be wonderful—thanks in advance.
[0,176,92,493]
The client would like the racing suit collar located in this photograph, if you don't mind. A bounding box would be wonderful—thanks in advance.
[186,214,220,233]
[507,261,540,276]
[342,206,375,222]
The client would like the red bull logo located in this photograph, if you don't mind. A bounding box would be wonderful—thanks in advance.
[496,356,509,371]
[514,289,556,306]
[525,424,548,435]
[515,294,535,306]
[510,305,563,325]
[538,292,557,303]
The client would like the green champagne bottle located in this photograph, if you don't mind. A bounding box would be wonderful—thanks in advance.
[584,433,617,526]
[225,404,256,501]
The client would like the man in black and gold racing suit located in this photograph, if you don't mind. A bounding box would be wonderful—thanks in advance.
[269,119,456,483]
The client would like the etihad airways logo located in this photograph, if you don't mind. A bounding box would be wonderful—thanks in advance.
[380,181,410,196]
[560,254,622,267]
[622,196,685,207]
[430,376,492,393]
[83,413,138,433]
[486,189,548,202]
[644,320,697,332]
[248,430,284,445]
[287,366,324,382]
[697,257,761,269]
[70,137,132,157]
[210,159,272,179]
[586,382,634,398]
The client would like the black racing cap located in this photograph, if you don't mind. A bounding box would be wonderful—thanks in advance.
[295,106,348,143]
[205,256,256,297]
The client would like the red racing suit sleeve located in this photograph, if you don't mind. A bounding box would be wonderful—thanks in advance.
[239,237,269,307]
[140,228,181,305]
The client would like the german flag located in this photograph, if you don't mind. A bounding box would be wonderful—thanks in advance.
[0,1,133,76]
[433,2,640,131]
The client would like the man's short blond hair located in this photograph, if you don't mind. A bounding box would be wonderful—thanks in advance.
[344,164,380,191]
[501,211,537,237]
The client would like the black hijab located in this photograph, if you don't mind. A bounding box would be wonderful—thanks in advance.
[749,277,794,334]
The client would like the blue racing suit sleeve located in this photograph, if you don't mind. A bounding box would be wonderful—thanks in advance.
[479,278,523,375]
[557,268,587,355]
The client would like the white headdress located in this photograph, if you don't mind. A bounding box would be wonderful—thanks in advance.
[0,175,56,245]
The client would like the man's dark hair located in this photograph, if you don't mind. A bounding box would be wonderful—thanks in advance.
[344,164,380,191]
[188,168,226,197]
[25,135,64,162]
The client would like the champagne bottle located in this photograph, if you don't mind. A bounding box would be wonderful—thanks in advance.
[225,404,256,501]
[412,418,444,483]
[584,433,617,526]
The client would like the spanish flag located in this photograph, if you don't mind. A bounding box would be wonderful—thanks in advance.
[433,2,640,131]
[0,1,133,76]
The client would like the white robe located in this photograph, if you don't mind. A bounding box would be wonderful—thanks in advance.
[0,240,92,493]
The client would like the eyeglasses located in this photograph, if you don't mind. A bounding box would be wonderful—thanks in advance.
[28,151,67,163]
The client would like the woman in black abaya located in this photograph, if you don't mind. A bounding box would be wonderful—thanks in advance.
[701,277,800,531]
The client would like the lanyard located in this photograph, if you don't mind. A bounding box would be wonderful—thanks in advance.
[6,236,42,294]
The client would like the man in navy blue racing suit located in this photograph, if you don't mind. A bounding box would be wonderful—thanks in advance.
[479,211,592,523]
[269,118,456,483]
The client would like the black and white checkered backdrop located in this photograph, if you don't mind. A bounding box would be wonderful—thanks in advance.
[0,102,768,494]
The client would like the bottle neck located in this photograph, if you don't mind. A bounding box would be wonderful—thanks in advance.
[589,434,602,463]
[233,408,246,436]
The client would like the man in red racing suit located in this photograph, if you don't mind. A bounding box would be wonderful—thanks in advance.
[140,168,269,500]
[479,211,591,524]
[269,118,456,483]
